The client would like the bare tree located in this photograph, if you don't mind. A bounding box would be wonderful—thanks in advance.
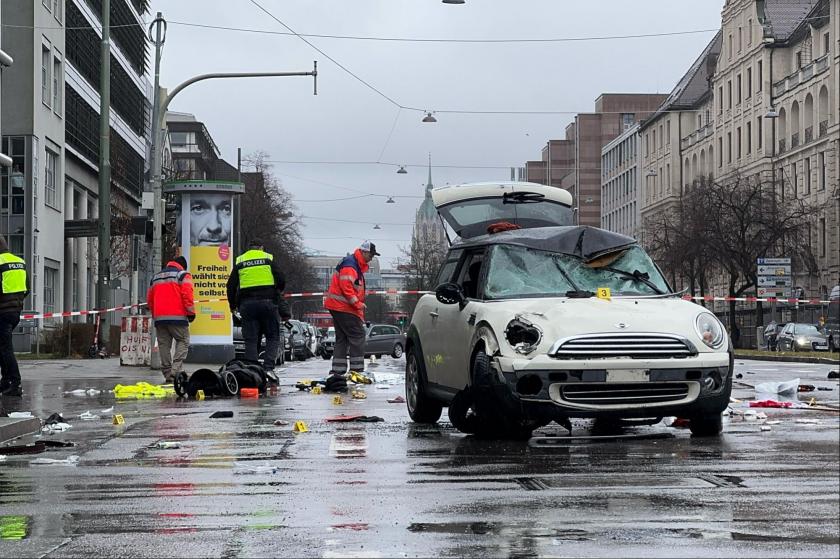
[401,227,447,292]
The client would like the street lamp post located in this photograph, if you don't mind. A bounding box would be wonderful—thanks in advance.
[146,13,317,368]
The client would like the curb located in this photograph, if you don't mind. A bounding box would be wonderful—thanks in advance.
[0,417,42,445]
[734,353,840,365]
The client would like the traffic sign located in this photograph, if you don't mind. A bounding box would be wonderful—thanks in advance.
[757,257,791,265]
[757,265,792,276]
[758,287,792,298]
[757,276,792,287]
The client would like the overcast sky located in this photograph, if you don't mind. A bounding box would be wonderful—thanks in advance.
[149,0,724,268]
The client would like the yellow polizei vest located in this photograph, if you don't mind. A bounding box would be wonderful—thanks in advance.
[0,252,27,294]
[235,249,275,289]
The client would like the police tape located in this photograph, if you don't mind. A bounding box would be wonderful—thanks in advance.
[18,291,832,321]
[18,290,434,321]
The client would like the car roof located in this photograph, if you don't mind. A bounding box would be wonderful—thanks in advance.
[452,225,637,261]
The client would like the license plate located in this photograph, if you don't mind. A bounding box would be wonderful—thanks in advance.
[606,369,649,382]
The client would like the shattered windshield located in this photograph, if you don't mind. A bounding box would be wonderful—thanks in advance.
[484,245,670,299]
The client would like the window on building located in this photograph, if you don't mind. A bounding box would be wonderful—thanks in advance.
[819,151,826,190]
[796,51,803,69]
[727,80,732,108]
[666,121,671,144]
[728,34,733,58]
[748,67,756,100]
[41,43,51,107]
[53,0,62,21]
[792,163,798,197]
[666,163,670,193]
[697,114,702,129]
[746,121,752,154]
[52,55,62,114]
[727,132,732,163]
[825,33,831,56]
[804,157,811,194]
[645,134,649,156]
[2,137,27,216]
[718,137,723,168]
[718,86,724,114]
[737,74,742,104]
[819,217,826,257]
[757,117,763,149]
[44,263,58,315]
[653,129,657,151]
[45,147,59,209]
[72,263,79,310]
[622,113,635,131]
[737,127,742,159]
[748,19,753,45]
[738,27,742,51]
[757,61,763,91]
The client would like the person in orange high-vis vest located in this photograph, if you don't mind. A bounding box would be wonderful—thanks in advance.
[147,256,195,383]
[323,241,379,392]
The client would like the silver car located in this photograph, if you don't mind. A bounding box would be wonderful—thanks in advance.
[776,323,830,352]
[365,324,405,358]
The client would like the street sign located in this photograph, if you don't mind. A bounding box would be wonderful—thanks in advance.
[757,265,792,276]
[757,257,791,265]
[758,276,792,287]
[758,287,792,298]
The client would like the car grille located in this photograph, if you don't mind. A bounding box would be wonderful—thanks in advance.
[560,382,691,406]
[551,333,695,359]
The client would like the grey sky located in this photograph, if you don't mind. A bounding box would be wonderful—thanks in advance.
[149,0,723,267]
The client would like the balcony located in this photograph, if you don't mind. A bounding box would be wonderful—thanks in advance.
[805,126,813,143]
[680,123,713,150]
[791,132,799,149]
[819,120,828,137]
[778,139,786,154]
[772,55,831,97]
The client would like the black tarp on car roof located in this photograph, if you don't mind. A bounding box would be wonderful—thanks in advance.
[454,226,637,262]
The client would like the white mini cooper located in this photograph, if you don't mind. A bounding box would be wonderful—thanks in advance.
[404,182,732,439]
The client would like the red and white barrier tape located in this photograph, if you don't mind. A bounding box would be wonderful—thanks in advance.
[19,291,831,321]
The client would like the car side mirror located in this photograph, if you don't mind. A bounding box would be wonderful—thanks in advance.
[436,282,465,306]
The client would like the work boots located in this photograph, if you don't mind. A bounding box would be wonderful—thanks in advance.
[324,373,348,393]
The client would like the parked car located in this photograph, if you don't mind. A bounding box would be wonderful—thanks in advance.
[404,182,733,440]
[232,313,285,366]
[364,324,405,358]
[826,285,839,352]
[285,320,311,361]
[776,322,830,352]
[319,324,405,360]
[763,321,787,351]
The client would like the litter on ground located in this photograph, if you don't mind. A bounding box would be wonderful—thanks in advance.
[8,411,33,418]
[233,463,280,475]
[755,378,799,395]
[113,382,174,399]
[79,411,100,421]
[30,455,80,466]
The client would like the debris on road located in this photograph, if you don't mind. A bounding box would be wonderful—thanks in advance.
[325,414,384,423]
[387,396,406,403]
[755,378,799,395]
[151,441,181,449]
[760,425,772,431]
[749,400,795,408]
[42,440,75,448]
[233,463,280,475]
[114,382,174,399]
[828,370,839,379]
[64,388,105,396]
[209,411,233,419]
[0,442,46,455]
[8,411,33,419]
[798,384,816,392]
[79,411,100,421]
[273,419,289,426]
[30,455,79,466]
[670,418,691,428]
[795,418,820,425]
[240,388,259,399]
[350,388,367,400]
[349,372,372,385]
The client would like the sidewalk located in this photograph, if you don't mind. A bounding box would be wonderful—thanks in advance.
[734,351,840,365]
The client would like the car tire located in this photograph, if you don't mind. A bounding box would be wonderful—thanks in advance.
[391,343,404,359]
[688,413,723,437]
[448,388,481,434]
[220,370,239,397]
[471,350,537,441]
[174,372,188,398]
[405,343,442,423]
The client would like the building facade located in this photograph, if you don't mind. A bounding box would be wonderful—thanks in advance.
[1,0,151,316]
[413,156,448,248]
[600,123,642,238]
[525,93,667,227]
[640,0,838,300]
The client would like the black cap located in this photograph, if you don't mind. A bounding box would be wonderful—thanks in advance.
[360,240,381,256]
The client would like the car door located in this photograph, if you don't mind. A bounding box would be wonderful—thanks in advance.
[779,324,793,350]
[366,325,385,354]
[424,249,486,389]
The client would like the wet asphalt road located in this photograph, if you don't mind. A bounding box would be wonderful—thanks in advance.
[1,357,838,558]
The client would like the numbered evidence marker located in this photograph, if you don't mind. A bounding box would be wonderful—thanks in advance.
[293,420,309,433]
[112,414,125,425]
[332,395,343,405]
[597,287,612,301]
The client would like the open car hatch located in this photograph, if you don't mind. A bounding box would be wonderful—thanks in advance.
[431,182,574,239]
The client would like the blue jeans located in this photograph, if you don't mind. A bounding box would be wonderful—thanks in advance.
[240,298,279,369]
[0,312,21,387]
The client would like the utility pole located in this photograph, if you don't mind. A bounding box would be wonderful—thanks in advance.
[147,13,166,368]
[96,0,111,345]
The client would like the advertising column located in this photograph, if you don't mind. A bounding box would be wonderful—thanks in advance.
[164,180,244,363]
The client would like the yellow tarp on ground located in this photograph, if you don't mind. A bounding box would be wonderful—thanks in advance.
[113,382,175,399]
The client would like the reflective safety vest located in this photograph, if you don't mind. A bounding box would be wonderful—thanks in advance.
[0,252,27,294]
[235,249,275,289]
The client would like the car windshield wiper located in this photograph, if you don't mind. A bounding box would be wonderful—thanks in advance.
[565,290,595,298]
[599,266,666,295]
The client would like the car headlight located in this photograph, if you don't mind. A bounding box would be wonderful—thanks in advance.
[796,337,808,346]
[695,312,725,349]
[504,316,542,355]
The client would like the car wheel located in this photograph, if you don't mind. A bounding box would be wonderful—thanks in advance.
[688,413,723,437]
[220,370,239,397]
[391,343,404,359]
[470,350,537,441]
[405,344,443,423]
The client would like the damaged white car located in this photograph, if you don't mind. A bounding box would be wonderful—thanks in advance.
[404,182,732,439]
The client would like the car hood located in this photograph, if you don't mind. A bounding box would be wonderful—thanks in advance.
[482,296,725,354]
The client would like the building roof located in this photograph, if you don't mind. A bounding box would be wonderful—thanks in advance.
[762,0,822,41]
[641,31,722,128]
[416,154,438,222]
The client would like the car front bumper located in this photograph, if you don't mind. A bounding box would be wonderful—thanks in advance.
[486,352,733,420]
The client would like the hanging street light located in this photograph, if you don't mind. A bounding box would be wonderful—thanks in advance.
[373,224,382,230]
[397,165,407,174]
[386,197,396,204]
[422,112,437,123]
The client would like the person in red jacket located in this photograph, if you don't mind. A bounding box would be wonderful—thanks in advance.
[323,241,379,392]
[147,256,195,383]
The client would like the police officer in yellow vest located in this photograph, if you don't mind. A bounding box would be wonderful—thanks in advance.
[0,236,29,397]
[226,238,291,370]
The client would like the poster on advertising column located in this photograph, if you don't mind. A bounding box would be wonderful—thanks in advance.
[167,181,244,348]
